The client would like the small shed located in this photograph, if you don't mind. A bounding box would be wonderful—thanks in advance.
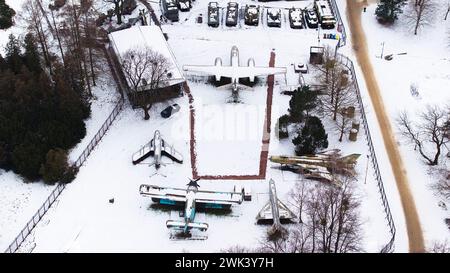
[310,46,325,65]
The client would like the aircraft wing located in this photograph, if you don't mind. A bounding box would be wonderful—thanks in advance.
[183,65,236,78]
[139,184,187,203]
[161,139,183,163]
[256,199,296,222]
[195,190,243,209]
[132,139,155,164]
[183,65,286,79]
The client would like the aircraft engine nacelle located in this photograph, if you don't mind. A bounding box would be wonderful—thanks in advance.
[247,58,255,82]
[214,57,222,81]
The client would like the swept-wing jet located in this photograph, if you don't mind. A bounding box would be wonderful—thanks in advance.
[183,45,286,101]
[269,150,361,186]
[139,178,243,236]
[256,179,296,227]
[132,130,183,169]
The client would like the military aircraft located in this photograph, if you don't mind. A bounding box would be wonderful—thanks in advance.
[269,150,361,186]
[256,179,296,232]
[183,45,286,102]
[139,178,243,237]
[132,130,183,169]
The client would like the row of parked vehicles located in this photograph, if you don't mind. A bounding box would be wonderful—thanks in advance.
[207,1,335,29]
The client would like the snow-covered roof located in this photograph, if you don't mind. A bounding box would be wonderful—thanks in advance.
[109,25,185,87]
[315,0,334,18]
[290,9,302,21]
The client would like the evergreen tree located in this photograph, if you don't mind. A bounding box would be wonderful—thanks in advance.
[23,33,42,74]
[375,0,407,24]
[4,34,23,73]
[288,85,318,122]
[0,0,15,30]
[0,54,7,71]
[0,36,90,182]
[40,149,69,184]
[292,116,328,156]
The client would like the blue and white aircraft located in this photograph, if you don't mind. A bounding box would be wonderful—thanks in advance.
[140,178,243,235]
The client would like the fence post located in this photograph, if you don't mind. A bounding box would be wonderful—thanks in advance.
[335,53,396,252]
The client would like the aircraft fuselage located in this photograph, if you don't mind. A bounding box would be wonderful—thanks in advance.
[153,130,162,169]
[230,46,240,93]
[184,185,198,233]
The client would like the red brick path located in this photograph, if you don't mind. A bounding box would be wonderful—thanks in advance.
[184,51,276,181]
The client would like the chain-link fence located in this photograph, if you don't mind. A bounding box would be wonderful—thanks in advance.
[329,0,347,47]
[335,53,396,253]
[4,98,125,253]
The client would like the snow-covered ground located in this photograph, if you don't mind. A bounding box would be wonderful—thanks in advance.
[0,0,121,250]
[0,171,53,250]
[8,0,393,253]
[0,0,27,55]
[359,3,450,249]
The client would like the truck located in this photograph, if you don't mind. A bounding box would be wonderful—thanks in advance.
[314,0,336,29]
[244,5,260,26]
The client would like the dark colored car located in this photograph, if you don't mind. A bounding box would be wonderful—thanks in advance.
[305,8,318,28]
[161,103,181,118]
[244,5,260,26]
[267,8,281,28]
[208,2,220,27]
[226,2,239,27]
[289,8,304,29]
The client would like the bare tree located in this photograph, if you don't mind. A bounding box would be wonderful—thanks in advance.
[406,0,436,35]
[335,109,353,142]
[428,240,450,253]
[397,105,449,166]
[432,167,450,200]
[315,51,357,122]
[121,46,171,119]
[259,175,363,253]
[21,0,53,74]
[104,0,124,25]
[289,180,307,223]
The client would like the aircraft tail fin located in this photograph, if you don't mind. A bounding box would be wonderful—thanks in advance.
[217,83,253,91]
[166,220,209,232]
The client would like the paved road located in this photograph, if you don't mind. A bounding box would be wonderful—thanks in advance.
[346,0,425,253]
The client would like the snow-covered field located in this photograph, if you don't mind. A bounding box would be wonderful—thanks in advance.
[0,0,27,55]
[3,0,393,253]
[0,0,121,250]
[359,3,450,248]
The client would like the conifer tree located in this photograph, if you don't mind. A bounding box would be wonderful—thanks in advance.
[292,116,328,156]
[288,86,318,123]
[4,34,23,73]
[375,0,407,24]
[23,33,42,74]
[0,0,15,30]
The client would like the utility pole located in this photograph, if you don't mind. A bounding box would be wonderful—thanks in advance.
[380,42,385,59]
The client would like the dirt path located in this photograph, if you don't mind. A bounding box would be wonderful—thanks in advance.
[346,0,425,252]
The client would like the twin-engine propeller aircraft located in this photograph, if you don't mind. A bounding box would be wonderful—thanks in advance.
[132,130,183,169]
[183,45,286,102]
[139,178,243,238]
